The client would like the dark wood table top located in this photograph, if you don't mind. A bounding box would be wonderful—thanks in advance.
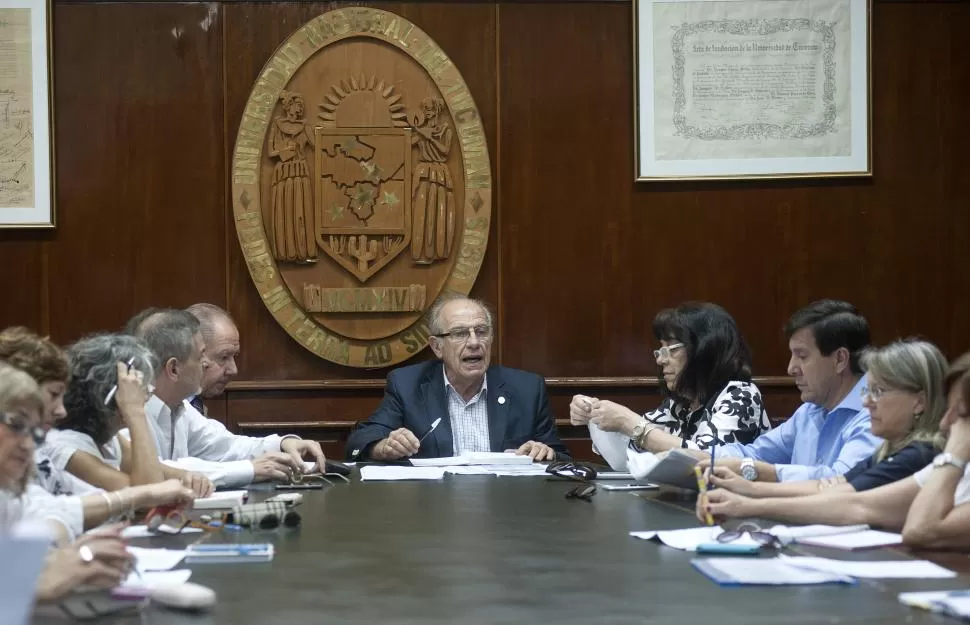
[32,475,969,624]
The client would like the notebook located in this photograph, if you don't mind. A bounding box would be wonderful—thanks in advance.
[795,529,902,550]
[691,557,855,586]
[628,448,700,490]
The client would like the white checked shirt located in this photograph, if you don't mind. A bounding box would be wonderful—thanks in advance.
[444,369,491,455]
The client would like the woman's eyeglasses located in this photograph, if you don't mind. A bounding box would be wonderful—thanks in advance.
[0,411,45,445]
[653,343,685,361]
[716,522,781,548]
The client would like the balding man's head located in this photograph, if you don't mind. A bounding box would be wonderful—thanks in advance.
[125,308,205,406]
[187,303,240,398]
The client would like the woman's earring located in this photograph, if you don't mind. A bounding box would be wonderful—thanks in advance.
[914,410,924,421]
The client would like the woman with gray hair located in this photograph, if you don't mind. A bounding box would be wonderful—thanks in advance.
[703,339,947,499]
[42,333,211,496]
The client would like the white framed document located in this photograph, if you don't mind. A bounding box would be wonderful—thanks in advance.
[634,0,871,181]
[0,0,53,227]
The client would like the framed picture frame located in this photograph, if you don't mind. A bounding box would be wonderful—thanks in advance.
[634,0,871,181]
[0,0,53,227]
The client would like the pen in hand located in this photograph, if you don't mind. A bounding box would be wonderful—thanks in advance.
[694,465,714,526]
[104,357,136,406]
[418,418,442,444]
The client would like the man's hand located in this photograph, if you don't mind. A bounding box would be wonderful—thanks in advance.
[589,400,641,436]
[372,428,421,460]
[706,465,758,497]
[697,456,744,474]
[280,438,327,474]
[179,472,214,498]
[569,395,597,425]
[515,441,556,461]
[696,488,754,523]
[251,452,301,482]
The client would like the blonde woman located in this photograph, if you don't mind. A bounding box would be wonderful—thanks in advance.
[706,339,947,497]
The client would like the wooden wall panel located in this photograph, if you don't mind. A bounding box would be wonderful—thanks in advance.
[222,2,499,387]
[0,1,963,461]
[46,3,226,344]
[497,1,970,381]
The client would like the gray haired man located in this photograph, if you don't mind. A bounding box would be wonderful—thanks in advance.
[127,308,326,487]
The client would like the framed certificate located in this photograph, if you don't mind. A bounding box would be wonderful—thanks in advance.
[0,0,53,227]
[634,0,871,181]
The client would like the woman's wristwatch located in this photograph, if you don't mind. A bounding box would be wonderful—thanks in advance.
[932,453,967,472]
[631,419,658,450]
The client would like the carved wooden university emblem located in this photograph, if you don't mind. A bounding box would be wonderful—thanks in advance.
[231,8,492,368]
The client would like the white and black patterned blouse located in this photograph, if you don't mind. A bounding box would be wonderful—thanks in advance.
[640,380,770,451]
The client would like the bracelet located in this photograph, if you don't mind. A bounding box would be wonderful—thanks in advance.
[637,424,661,449]
[98,491,115,517]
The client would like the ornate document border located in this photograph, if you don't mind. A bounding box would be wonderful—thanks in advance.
[634,0,871,181]
[0,0,53,227]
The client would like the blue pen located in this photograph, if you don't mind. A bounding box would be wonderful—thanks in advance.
[709,442,716,488]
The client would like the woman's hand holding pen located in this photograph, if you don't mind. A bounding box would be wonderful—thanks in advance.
[115,361,149,425]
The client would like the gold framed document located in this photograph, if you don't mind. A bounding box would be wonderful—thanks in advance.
[634,0,871,181]
[0,0,53,227]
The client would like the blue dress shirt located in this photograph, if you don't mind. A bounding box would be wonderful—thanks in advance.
[718,376,881,481]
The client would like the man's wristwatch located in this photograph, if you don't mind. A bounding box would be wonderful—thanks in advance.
[740,458,759,481]
[932,453,968,472]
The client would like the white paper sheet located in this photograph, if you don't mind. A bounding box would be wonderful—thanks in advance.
[359,466,446,481]
[127,546,187,572]
[588,422,632,471]
[781,555,957,579]
[630,526,754,551]
[601,483,658,491]
[192,490,247,510]
[121,524,202,539]
[795,529,902,550]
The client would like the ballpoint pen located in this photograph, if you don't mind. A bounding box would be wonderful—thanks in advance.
[104,357,136,405]
[418,418,442,444]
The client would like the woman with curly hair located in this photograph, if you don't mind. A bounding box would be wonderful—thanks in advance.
[43,333,211,496]
[570,302,770,462]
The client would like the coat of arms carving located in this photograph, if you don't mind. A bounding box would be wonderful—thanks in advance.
[231,8,492,368]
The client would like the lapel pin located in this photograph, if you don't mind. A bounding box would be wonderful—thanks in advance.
[498,396,506,405]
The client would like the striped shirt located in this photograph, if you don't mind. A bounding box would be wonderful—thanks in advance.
[444,369,490,455]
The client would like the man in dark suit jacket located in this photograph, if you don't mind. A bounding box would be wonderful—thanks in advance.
[346,296,568,462]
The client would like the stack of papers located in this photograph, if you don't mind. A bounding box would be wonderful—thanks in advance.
[899,590,970,620]
[119,569,192,590]
[628,449,700,490]
[359,466,446,481]
[411,452,533,467]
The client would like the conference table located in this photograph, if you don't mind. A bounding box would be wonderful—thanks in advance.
[33,471,968,624]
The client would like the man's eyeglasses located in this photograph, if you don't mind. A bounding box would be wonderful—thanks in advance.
[0,412,45,445]
[546,461,598,501]
[433,325,492,344]
[653,343,685,360]
[716,522,781,548]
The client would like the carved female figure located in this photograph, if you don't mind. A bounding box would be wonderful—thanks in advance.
[410,97,455,264]
[269,91,317,263]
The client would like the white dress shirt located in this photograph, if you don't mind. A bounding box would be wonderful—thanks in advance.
[140,395,291,487]
[444,370,490,455]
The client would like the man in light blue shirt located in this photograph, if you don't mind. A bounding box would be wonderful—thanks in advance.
[703,300,881,481]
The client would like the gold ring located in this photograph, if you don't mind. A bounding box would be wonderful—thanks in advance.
[78,545,94,563]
